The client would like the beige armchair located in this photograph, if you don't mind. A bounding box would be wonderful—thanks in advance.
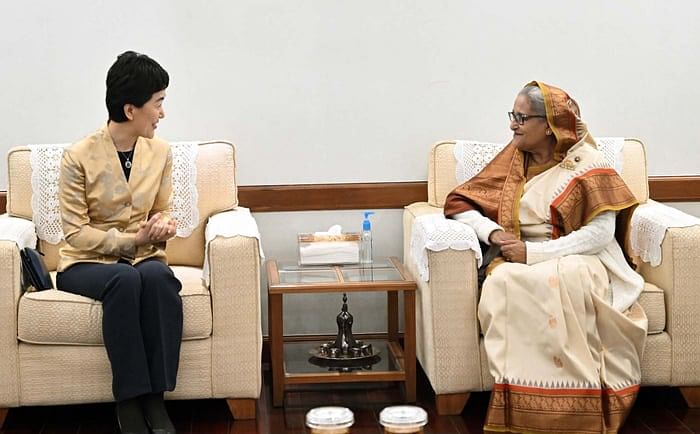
[0,141,262,427]
[403,139,700,415]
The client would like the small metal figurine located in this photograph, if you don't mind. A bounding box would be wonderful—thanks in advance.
[309,293,379,365]
[333,293,357,353]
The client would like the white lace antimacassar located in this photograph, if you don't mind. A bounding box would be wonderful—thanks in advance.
[169,142,199,238]
[453,137,625,184]
[28,144,70,244]
[595,137,625,173]
[630,202,700,267]
[410,213,482,281]
[28,142,200,243]
[454,140,506,183]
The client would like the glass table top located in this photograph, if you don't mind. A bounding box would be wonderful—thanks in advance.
[284,340,400,374]
[275,257,405,284]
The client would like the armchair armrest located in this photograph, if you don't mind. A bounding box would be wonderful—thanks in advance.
[0,214,35,406]
[633,201,700,386]
[403,202,443,265]
[403,203,483,395]
[204,208,263,398]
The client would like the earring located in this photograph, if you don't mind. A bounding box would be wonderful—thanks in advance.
[546,129,552,135]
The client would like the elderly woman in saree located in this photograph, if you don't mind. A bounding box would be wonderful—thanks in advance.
[444,81,647,433]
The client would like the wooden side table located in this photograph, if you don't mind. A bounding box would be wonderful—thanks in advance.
[266,257,416,407]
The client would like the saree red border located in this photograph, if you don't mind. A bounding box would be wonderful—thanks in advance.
[485,382,639,433]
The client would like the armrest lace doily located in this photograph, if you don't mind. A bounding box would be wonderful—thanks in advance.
[410,213,481,281]
[630,201,700,267]
[203,206,264,285]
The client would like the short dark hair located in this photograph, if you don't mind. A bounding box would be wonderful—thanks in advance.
[105,51,169,122]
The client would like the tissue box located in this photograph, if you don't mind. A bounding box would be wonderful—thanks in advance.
[298,232,361,265]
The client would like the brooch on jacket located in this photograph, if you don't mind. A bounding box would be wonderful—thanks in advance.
[559,156,581,170]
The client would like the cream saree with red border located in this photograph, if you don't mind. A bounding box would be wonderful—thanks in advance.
[479,141,647,434]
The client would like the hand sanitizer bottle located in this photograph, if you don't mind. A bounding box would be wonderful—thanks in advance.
[360,211,375,264]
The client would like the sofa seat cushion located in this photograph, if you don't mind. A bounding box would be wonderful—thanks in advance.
[18,266,212,345]
[638,282,665,335]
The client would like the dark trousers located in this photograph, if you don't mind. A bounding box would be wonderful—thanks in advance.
[57,259,183,401]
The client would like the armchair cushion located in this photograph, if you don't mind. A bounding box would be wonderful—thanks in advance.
[17,266,212,345]
[638,283,665,335]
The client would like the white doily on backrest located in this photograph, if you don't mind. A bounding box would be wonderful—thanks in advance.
[454,141,506,183]
[453,137,625,184]
[595,137,624,173]
[169,142,199,237]
[630,202,700,267]
[410,213,482,281]
[28,142,200,244]
[28,144,69,244]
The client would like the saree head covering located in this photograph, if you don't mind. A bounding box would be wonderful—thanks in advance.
[443,81,637,240]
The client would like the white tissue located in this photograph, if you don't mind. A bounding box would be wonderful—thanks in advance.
[314,224,343,236]
[300,225,359,265]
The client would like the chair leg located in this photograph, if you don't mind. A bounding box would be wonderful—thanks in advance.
[435,393,470,415]
[0,408,8,428]
[226,398,256,420]
[680,387,700,408]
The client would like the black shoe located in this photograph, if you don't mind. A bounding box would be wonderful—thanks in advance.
[141,393,176,434]
[116,398,149,434]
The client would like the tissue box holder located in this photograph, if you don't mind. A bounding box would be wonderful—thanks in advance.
[298,233,361,265]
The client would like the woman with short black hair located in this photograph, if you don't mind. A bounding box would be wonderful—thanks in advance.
[57,51,181,434]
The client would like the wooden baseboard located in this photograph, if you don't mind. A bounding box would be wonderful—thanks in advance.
[2,176,699,214]
[647,176,700,202]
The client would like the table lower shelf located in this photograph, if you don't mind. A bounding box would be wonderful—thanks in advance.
[283,339,407,385]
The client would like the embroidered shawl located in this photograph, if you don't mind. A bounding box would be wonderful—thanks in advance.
[443,81,637,240]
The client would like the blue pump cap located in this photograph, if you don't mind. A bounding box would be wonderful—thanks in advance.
[363,211,375,231]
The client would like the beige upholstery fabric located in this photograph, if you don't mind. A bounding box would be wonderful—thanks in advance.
[6,148,33,219]
[638,283,665,335]
[405,138,699,404]
[17,339,213,405]
[18,267,212,345]
[0,241,21,407]
[209,236,263,398]
[404,203,482,395]
[427,141,459,208]
[637,222,700,385]
[0,141,262,411]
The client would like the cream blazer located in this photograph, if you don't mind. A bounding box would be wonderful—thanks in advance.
[58,125,172,272]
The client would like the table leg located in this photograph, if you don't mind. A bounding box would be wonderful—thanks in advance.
[387,291,398,342]
[269,293,284,407]
[404,290,416,402]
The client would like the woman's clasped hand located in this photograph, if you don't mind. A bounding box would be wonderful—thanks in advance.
[135,213,177,246]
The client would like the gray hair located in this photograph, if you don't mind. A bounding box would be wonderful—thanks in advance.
[518,85,546,116]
